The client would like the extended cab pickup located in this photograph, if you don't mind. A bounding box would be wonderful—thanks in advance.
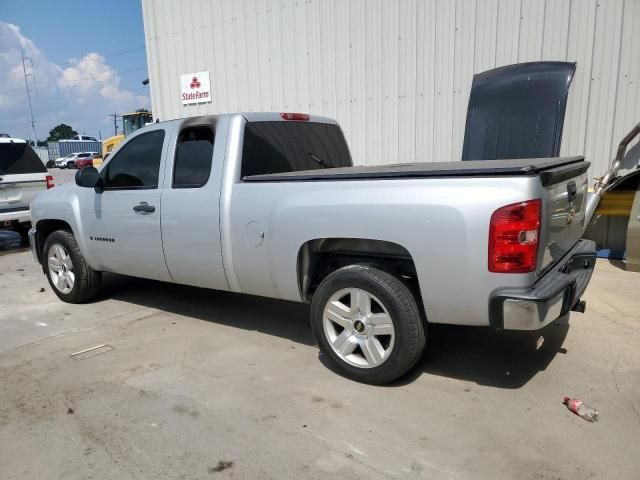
[29,112,596,384]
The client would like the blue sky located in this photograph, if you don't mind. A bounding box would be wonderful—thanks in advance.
[0,0,150,141]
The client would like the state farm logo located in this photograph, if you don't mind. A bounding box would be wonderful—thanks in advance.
[181,71,211,104]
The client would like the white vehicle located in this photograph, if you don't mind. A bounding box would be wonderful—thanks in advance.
[60,135,99,142]
[54,153,78,169]
[0,137,53,240]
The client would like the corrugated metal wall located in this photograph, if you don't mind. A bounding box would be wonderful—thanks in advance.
[142,0,640,177]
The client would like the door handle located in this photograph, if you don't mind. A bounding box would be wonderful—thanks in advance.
[133,202,155,214]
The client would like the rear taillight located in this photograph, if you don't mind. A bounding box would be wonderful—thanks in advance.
[488,199,541,273]
[280,112,310,121]
[46,175,54,189]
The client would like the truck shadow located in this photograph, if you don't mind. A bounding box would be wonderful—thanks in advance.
[0,230,23,252]
[396,319,569,389]
[101,273,315,347]
[101,273,569,389]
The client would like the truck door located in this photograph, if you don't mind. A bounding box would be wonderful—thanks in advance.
[80,127,172,281]
[160,121,228,290]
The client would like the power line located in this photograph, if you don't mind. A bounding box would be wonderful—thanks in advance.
[0,65,147,99]
[104,46,146,58]
[0,85,24,94]
[37,85,149,101]
[52,46,146,67]
[0,66,148,94]
[57,65,147,86]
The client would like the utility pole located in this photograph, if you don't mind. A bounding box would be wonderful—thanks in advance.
[108,113,119,136]
[21,50,37,146]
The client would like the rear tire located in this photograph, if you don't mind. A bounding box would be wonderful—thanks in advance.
[43,230,101,303]
[310,264,426,384]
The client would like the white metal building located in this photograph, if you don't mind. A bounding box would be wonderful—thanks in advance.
[141,0,640,178]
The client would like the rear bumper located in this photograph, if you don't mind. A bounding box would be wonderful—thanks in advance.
[489,239,597,330]
[0,207,30,224]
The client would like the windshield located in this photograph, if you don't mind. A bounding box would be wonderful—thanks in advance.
[0,143,47,174]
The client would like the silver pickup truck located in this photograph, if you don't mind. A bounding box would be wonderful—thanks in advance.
[28,112,596,384]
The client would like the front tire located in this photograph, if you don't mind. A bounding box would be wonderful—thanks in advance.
[310,265,426,384]
[43,230,101,303]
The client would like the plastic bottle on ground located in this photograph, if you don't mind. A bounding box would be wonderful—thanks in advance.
[563,396,599,422]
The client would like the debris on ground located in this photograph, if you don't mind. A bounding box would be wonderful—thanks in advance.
[66,408,74,415]
[208,460,233,473]
[563,396,599,422]
[38,287,45,292]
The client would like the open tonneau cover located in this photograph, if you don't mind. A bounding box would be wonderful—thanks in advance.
[244,156,588,186]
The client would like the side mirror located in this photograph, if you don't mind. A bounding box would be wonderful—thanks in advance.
[75,167,104,193]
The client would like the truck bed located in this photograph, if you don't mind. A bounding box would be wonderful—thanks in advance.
[243,156,588,186]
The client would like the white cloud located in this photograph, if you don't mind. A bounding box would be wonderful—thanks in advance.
[58,52,147,107]
[0,22,62,109]
[0,21,149,140]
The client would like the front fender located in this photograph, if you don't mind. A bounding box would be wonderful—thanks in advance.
[30,184,95,269]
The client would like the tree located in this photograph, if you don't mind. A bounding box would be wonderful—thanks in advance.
[47,124,77,142]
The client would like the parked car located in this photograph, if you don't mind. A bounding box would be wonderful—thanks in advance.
[74,152,99,170]
[28,113,598,384]
[55,153,78,169]
[0,137,53,241]
[55,152,96,169]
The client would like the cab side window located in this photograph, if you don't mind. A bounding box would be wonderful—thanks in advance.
[173,126,214,188]
[103,130,165,189]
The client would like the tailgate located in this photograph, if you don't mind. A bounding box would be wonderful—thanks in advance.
[0,173,46,211]
[539,162,590,274]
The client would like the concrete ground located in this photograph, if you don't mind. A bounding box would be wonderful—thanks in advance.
[0,233,639,478]
[49,167,78,185]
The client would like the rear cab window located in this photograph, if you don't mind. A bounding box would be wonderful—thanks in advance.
[241,121,352,178]
[0,142,47,175]
[173,126,214,188]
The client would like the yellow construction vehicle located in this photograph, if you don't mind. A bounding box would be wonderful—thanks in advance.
[100,111,153,162]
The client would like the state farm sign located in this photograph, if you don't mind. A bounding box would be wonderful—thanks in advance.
[180,71,212,105]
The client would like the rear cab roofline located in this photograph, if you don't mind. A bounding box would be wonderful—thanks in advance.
[240,112,339,125]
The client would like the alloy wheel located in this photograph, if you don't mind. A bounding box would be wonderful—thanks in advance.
[47,243,75,294]
[322,288,396,368]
